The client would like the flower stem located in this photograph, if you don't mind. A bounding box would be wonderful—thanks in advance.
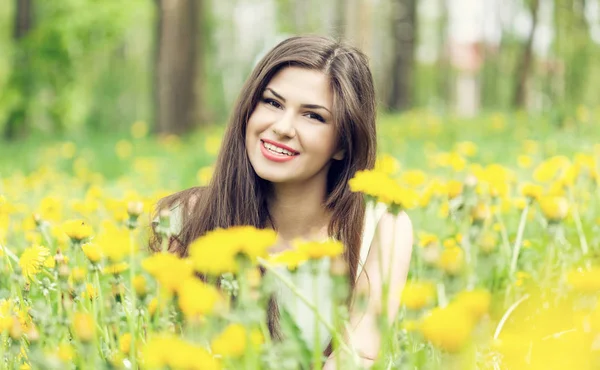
[127,231,138,369]
[509,202,530,276]
[567,186,589,256]
[493,294,530,340]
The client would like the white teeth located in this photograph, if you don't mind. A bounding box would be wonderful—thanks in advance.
[263,141,295,156]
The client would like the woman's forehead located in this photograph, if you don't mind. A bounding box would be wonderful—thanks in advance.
[264,67,333,110]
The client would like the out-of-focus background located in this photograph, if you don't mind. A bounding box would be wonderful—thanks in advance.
[1,0,599,139]
[0,0,599,190]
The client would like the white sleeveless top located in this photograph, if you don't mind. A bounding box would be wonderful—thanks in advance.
[272,201,388,350]
[161,201,388,350]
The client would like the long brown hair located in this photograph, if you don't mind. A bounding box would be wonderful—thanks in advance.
[150,35,377,351]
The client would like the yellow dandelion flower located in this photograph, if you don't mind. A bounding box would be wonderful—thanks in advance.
[293,239,344,260]
[56,343,74,362]
[142,334,220,370]
[517,155,533,169]
[43,255,55,269]
[400,280,436,310]
[132,275,147,297]
[533,156,570,183]
[420,305,474,353]
[70,267,87,283]
[438,247,464,276]
[72,312,94,342]
[188,226,277,275]
[119,333,132,354]
[141,253,194,293]
[400,170,427,187]
[130,120,148,139]
[538,196,569,222]
[211,323,247,358]
[0,300,13,332]
[96,224,130,262]
[520,182,543,200]
[515,271,530,287]
[374,154,401,175]
[19,245,51,282]
[453,289,491,321]
[445,180,463,199]
[81,243,102,263]
[177,278,222,318]
[418,232,439,248]
[565,267,600,293]
[268,249,308,271]
[61,219,93,242]
[196,166,214,186]
[349,170,418,211]
[455,141,478,157]
[102,262,129,275]
[81,283,97,300]
[205,134,222,156]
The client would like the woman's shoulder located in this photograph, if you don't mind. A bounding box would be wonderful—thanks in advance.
[152,186,207,231]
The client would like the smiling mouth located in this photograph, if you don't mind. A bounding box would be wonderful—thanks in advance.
[260,140,299,156]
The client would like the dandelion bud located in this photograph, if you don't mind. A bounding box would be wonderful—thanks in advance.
[54,249,66,265]
[32,213,42,227]
[246,268,262,289]
[330,256,348,277]
[464,174,478,188]
[148,297,158,316]
[133,275,147,298]
[421,244,441,265]
[112,283,125,302]
[71,267,87,284]
[9,317,22,340]
[471,202,491,223]
[478,232,497,254]
[127,201,144,217]
[58,264,70,279]
[73,313,95,343]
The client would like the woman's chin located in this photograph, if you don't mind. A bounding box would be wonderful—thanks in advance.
[253,168,296,184]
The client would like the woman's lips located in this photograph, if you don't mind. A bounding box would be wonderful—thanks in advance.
[260,140,298,163]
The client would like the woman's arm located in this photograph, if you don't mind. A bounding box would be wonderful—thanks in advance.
[324,211,414,369]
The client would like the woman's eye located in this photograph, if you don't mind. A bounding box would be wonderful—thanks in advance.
[306,112,325,123]
[262,98,281,109]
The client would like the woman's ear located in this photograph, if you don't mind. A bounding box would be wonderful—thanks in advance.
[332,149,345,161]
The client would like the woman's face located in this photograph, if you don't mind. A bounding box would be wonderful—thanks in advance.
[245,66,344,184]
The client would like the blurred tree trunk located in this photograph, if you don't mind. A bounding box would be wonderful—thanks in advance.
[436,0,450,109]
[4,0,34,140]
[513,0,539,109]
[154,0,200,135]
[387,0,416,111]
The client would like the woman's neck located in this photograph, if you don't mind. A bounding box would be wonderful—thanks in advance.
[267,180,331,243]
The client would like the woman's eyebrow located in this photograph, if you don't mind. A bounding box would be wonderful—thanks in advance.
[265,87,332,114]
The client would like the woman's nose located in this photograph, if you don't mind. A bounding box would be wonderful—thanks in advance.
[271,111,296,138]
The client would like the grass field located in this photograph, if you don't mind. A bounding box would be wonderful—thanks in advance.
[1,108,599,369]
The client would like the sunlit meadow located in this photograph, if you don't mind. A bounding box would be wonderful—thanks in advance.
[1,109,599,369]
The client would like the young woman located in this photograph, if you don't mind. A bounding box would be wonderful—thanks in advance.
[151,36,413,368]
